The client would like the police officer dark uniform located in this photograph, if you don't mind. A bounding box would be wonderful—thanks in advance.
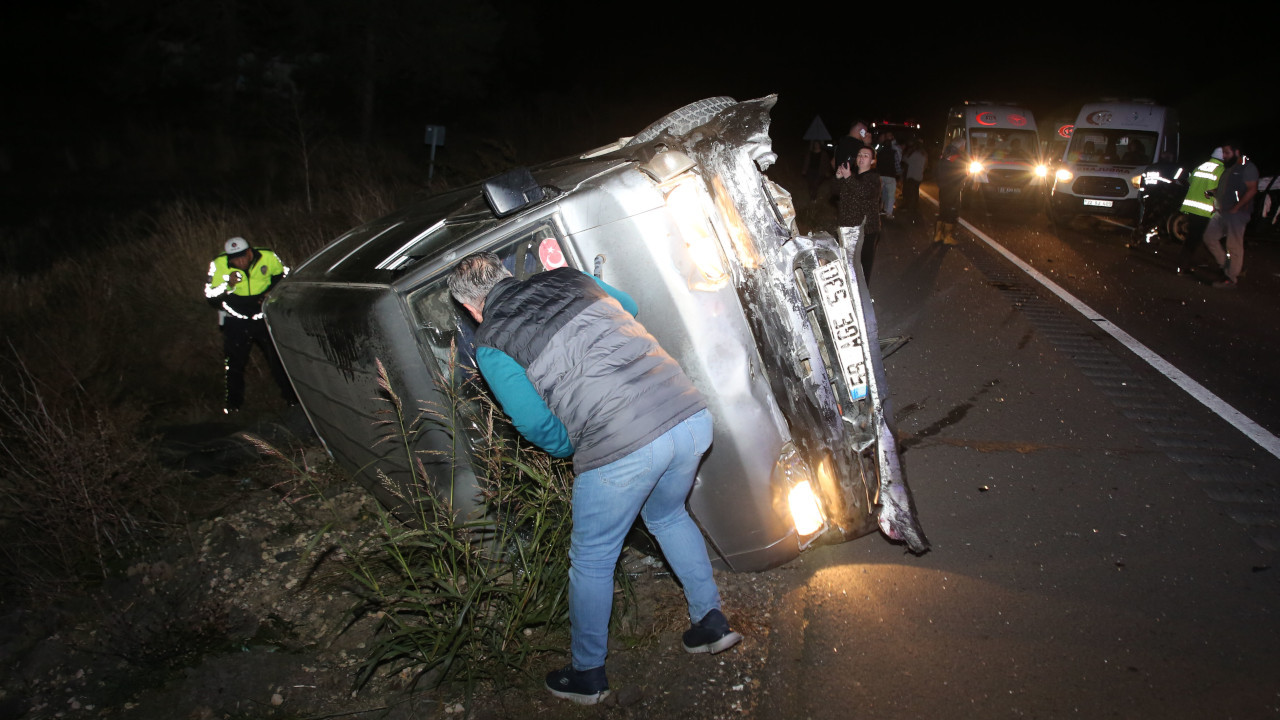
[204,237,297,413]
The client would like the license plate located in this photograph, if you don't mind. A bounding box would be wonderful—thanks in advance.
[997,187,1021,195]
[1084,198,1113,207]
[815,262,869,402]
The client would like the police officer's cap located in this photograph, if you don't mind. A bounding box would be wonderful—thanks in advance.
[225,237,250,257]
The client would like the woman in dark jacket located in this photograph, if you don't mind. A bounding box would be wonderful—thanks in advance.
[836,145,881,279]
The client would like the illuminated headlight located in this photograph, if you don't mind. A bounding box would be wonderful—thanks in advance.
[788,481,824,537]
[1055,168,1074,183]
[968,161,985,175]
[665,177,728,286]
[773,443,827,542]
[1130,174,1143,189]
[1034,164,1049,178]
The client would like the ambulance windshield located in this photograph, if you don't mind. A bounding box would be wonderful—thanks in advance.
[1067,129,1159,165]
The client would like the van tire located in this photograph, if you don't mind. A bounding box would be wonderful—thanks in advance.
[625,96,737,147]
[1049,206,1075,229]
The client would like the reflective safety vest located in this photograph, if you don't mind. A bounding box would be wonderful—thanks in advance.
[205,248,288,320]
[1181,157,1224,218]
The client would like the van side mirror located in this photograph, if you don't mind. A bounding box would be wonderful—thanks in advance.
[483,168,546,218]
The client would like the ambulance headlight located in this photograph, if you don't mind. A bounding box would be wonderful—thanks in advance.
[1055,168,1074,183]
[1131,174,1143,189]
[1034,164,1049,178]
[968,161,985,175]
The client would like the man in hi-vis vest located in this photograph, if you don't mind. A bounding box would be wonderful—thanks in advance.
[205,237,297,413]
[1176,147,1224,271]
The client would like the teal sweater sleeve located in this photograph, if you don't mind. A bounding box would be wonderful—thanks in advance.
[591,275,638,316]
[475,346,574,457]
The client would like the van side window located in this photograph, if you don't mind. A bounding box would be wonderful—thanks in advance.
[406,222,567,379]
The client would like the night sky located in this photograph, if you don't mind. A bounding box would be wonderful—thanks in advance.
[3,1,1274,187]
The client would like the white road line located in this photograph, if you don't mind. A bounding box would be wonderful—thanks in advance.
[921,191,1280,459]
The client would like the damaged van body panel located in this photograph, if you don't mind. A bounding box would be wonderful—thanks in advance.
[265,95,927,571]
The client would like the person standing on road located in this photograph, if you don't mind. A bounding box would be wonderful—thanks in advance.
[448,253,742,706]
[1201,142,1258,289]
[876,131,902,220]
[837,145,882,279]
[204,237,297,414]
[901,141,928,215]
[1177,147,1225,271]
[935,136,967,245]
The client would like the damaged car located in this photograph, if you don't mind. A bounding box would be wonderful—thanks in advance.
[264,95,928,571]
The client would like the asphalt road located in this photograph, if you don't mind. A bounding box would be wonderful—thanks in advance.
[761,194,1280,718]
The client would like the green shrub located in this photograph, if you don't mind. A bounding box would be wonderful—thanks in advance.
[331,357,580,692]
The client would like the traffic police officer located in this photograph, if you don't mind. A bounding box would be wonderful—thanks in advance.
[1176,147,1225,270]
[205,237,297,413]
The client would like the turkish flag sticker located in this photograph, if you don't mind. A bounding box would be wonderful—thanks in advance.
[539,237,567,269]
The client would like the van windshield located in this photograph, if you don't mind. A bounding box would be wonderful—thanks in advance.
[968,129,1039,163]
[1067,129,1158,165]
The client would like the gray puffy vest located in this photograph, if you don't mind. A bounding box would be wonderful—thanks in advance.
[477,268,706,473]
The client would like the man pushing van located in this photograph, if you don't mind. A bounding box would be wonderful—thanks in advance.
[448,253,742,705]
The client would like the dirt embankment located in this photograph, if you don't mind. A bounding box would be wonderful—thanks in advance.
[0,426,790,720]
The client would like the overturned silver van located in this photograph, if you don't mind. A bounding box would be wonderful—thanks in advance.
[264,95,927,571]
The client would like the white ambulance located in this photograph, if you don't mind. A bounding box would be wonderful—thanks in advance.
[942,102,1048,209]
[1048,101,1179,224]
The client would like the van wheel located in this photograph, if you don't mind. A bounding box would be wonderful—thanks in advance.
[1168,213,1190,242]
[1049,206,1075,229]
[625,96,737,147]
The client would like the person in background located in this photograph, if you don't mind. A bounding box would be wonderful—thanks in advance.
[204,237,297,413]
[935,136,967,245]
[901,141,929,215]
[1201,141,1258,289]
[1177,147,1225,272]
[802,139,833,202]
[833,120,872,174]
[836,145,882,279]
[876,131,902,220]
[447,253,742,706]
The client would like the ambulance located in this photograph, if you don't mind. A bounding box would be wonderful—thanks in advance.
[1048,101,1179,224]
[942,102,1048,209]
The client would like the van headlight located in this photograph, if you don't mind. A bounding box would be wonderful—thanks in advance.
[1131,174,1143,189]
[664,177,729,288]
[968,161,985,175]
[1034,164,1049,178]
[788,481,824,537]
[1055,168,1074,182]
[773,443,827,542]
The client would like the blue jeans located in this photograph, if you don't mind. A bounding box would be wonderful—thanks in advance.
[568,408,719,670]
[880,175,897,216]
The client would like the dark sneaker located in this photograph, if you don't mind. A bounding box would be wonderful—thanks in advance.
[682,608,743,654]
[545,664,609,705]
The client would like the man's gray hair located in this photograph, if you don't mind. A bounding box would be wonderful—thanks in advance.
[448,252,512,308]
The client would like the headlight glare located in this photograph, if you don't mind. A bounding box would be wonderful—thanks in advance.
[969,161,985,175]
[788,481,825,538]
[1034,164,1049,178]
[665,178,728,286]
[1055,168,1074,182]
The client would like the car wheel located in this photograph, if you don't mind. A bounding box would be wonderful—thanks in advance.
[1168,213,1190,242]
[625,96,737,147]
